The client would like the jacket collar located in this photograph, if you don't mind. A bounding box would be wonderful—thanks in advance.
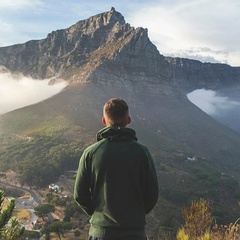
[96,126,137,142]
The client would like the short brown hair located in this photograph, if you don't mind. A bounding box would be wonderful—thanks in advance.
[103,98,129,126]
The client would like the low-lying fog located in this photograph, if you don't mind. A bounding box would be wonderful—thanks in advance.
[187,89,240,115]
[1,68,240,132]
[0,68,67,115]
[187,88,240,132]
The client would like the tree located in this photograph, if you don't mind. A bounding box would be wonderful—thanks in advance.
[0,190,24,240]
[34,204,55,221]
[1,217,25,240]
[47,220,72,240]
[64,201,82,222]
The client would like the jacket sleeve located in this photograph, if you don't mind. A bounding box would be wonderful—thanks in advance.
[74,150,93,216]
[144,148,159,214]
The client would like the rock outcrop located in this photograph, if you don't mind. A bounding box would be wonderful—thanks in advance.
[166,57,240,93]
[0,8,170,85]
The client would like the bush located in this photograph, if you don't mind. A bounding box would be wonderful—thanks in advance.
[74,229,81,237]
[176,199,240,240]
[23,230,40,238]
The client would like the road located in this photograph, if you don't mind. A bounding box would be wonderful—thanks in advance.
[0,181,54,226]
[0,181,42,205]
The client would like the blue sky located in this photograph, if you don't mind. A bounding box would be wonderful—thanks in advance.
[0,0,240,66]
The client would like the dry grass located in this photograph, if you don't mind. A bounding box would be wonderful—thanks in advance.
[176,199,240,240]
[13,208,31,223]
[3,196,31,223]
[51,206,64,220]
[19,194,31,199]
[2,198,10,208]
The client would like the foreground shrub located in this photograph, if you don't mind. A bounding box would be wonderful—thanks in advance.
[176,199,240,240]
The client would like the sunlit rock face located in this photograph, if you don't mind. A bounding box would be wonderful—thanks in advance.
[0,8,170,83]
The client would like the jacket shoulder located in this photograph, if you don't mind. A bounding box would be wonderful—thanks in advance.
[83,139,106,155]
[134,141,150,152]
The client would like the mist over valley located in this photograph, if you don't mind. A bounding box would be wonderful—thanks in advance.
[0,67,67,115]
[187,88,240,132]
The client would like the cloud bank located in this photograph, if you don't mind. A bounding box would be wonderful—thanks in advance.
[128,0,240,66]
[0,69,67,115]
[187,89,240,115]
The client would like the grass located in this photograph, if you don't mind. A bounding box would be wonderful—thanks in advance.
[13,208,31,223]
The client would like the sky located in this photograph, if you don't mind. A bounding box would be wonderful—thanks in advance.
[0,0,239,66]
[0,0,240,115]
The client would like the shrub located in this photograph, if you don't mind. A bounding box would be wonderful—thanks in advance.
[74,229,81,237]
[176,199,240,240]
[181,199,212,238]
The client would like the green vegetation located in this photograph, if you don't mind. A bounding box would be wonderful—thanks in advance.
[0,133,84,187]
[0,190,24,240]
[22,230,40,239]
[1,90,240,238]
[47,220,72,240]
[46,192,69,206]
[34,203,55,221]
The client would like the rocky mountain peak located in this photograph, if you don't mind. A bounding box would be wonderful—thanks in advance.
[0,8,135,79]
[63,7,125,37]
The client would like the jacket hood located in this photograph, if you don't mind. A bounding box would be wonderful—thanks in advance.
[97,126,137,142]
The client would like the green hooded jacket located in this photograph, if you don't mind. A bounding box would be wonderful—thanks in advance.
[74,126,159,238]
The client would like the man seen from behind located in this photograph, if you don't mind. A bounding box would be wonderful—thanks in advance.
[74,98,159,240]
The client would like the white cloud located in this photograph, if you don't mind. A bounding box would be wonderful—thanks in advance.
[187,89,240,115]
[0,0,42,10]
[0,68,67,115]
[128,0,240,66]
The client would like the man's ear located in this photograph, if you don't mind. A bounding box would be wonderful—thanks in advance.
[102,117,107,126]
[127,116,131,124]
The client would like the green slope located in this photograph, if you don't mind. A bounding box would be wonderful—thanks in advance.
[1,82,240,236]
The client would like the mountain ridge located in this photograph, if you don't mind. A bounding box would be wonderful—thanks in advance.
[1,7,239,93]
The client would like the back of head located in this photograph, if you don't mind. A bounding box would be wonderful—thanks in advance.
[103,98,130,127]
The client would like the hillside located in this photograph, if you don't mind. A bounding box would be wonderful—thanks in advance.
[1,7,240,238]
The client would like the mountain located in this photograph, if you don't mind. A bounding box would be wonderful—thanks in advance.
[166,57,240,93]
[1,7,240,238]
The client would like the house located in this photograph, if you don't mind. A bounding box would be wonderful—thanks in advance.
[49,183,61,193]
[187,157,197,161]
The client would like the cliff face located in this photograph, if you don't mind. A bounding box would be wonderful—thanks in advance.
[0,7,171,85]
[0,8,126,78]
[166,57,240,93]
